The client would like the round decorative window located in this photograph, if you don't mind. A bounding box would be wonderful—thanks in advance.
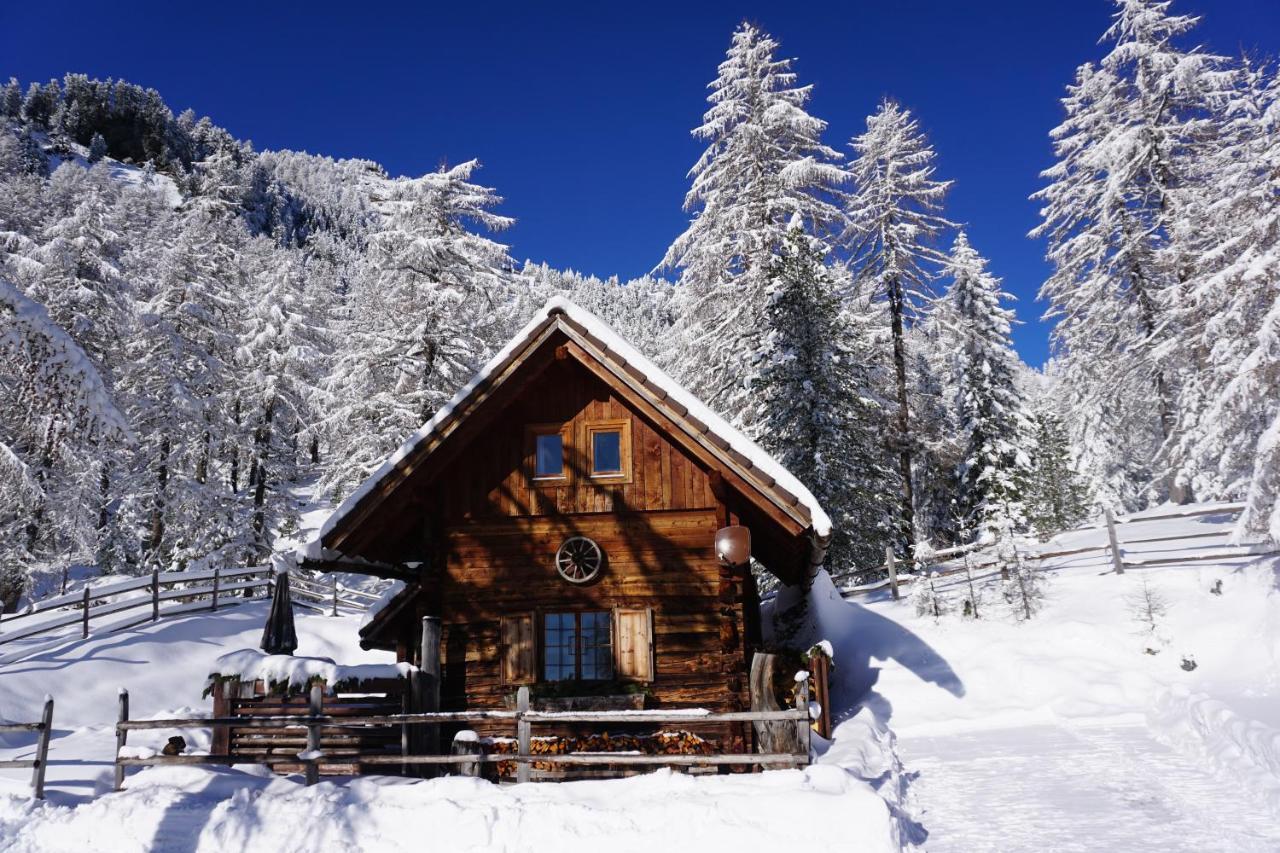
[555,536,604,584]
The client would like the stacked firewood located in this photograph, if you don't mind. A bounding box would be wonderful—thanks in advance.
[490,730,717,775]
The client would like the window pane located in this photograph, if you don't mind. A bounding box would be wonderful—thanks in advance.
[543,612,574,682]
[535,433,563,477]
[592,431,621,474]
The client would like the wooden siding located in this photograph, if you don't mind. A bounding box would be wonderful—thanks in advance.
[431,359,717,522]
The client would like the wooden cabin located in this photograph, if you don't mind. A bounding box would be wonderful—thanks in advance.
[307,298,831,753]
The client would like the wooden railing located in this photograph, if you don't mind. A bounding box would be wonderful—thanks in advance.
[0,567,385,651]
[113,683,812,790]
[0,697,54,798]
[840,501,1276,599]
[0,566,273,647]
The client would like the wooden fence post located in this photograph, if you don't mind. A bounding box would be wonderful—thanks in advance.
[330,576,339,617]
[31,696,53,799]
[515,685,531,784]
[151,569,160,622]
[794,677,811,765]
[211,566,220,612]
[305,683,322,786]
[1105,509,1125,575]
[82,586,91,638]
[885,546,900,600]
[114,689,129,791]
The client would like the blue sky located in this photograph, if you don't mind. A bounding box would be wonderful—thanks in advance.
[3,1,1277,365]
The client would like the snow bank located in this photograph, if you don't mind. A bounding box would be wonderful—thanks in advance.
[207,649,415,692]
[1149,686,1280,818]
[0,763,900,853]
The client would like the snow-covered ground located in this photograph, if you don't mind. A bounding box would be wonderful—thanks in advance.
[0,604,900,852]
[815,503,1280,851]
[1,502,1277,851]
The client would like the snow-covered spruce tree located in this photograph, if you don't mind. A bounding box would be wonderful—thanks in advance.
[909,314,963,547]
[87,132,107,164]
[941,232,1034,542]
[233,237,335,562]
[751,217,895,581]
[658,22,844,427]
[114,203,241,572]
[840,99,953,553]
[321,161,515,496]
[0,275,128,608]
[1032,0,1230,508]
[1000,545,1046,622]
[1161,65,1280,541]
[1024,402,1091,536]
[910,541,948,620]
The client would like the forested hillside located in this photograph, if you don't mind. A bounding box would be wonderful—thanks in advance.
[1,0,1278,611]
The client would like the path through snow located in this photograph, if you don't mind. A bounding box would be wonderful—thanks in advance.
[899,720,1280,852]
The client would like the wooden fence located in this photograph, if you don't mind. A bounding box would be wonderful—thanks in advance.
[0,567,381,650]
[0,697,54,798]
[842,502,1277,600]
[113,683,812,790]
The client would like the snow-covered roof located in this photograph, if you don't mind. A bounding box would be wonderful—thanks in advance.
[311,296,830,555]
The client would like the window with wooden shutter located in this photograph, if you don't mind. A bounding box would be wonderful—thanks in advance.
[613,607,654,682]
[500,614,535,684]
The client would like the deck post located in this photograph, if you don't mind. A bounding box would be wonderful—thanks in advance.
[114,689,129,791]
[794,678,811,765]
[885,546,900,600]
[1105,509,1125,575]
[31,696,53,799]
[515,685,531,784]
[82,586,91,638]
[304,684,322,786]
[151,569,160,621]
[419,616,441,764]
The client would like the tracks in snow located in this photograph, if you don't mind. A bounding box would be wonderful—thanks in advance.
[899,720,1280,852]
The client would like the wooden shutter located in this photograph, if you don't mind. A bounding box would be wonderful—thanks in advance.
[614,608,654,682]
[500,614,535,684]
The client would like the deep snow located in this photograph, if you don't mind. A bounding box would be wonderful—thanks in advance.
[1,501,1278,852]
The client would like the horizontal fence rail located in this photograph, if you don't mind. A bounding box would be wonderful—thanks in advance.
[113,683,812,789]
[0,697,54,798]
[840,502,1277,599]
[0,567,381,652]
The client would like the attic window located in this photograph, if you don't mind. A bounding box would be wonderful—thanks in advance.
[586,420,631,481]
[527,424,568,480]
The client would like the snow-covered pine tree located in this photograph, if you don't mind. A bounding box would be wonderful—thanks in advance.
[88,132,107,164]
[908,316,963,547]
[321,161,515,496]
[0,275,129,608]
[751,216,895,582]
[941,232,1034,542]
[1024,402,1091,536]
[1032,0,1230,508]
[114,203,240,571]
[659,22,844,427]
[1000,544,1046,622]
[840,99,953,553]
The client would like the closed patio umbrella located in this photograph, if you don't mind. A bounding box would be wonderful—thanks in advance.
[261,570,298,655]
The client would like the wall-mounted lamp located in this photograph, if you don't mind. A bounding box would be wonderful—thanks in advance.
[715,525,751,567]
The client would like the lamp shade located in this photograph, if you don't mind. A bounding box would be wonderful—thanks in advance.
[715,525,751,566]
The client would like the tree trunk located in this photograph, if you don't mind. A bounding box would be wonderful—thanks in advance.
[145,435,171,562]
[887,279,916,553]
